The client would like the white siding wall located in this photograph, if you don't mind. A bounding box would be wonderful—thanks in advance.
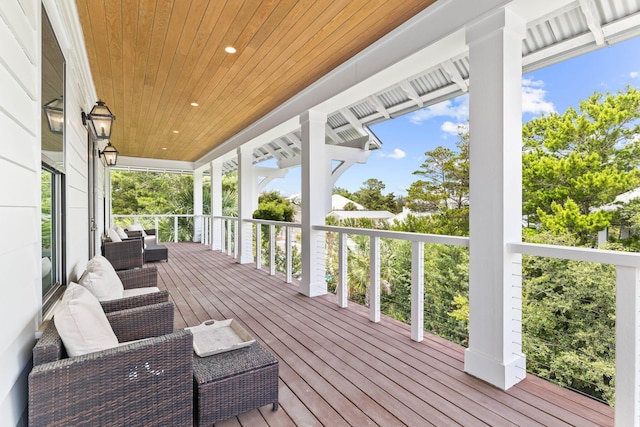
[0,0,96,424]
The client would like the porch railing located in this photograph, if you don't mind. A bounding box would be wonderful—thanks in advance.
[113,214,209,242]
[201,217,640,424]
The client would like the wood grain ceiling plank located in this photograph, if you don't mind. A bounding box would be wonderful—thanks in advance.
[126,0,158,153]
[163,0,304,158]
[76,1,101,98]
[186,1,339,151]
[104,0,124,143]
[137,1,191,154]
[120,0,139,143]
[130,0,173,156]
[142,0,208,150]
[156,0,244,157]
[144,0,227,159]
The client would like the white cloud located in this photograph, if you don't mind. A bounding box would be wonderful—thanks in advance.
[408,96,469,125]
[378,148,406,159]
[440,121,468,136]
[630,71,639,79]
[522,78,555,115]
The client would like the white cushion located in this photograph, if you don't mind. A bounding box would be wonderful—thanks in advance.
[79,255,124,301]
[54,283,119,357]
[107,228,122,243]
[126,224,147,236]
[122,287,160,298]
[114,225,128,239]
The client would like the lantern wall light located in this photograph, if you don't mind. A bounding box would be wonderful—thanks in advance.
[43,97,64,134]
[82,99,115,140]
[99,141,118,166]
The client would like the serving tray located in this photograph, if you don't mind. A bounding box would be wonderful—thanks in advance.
[186,319,256,357]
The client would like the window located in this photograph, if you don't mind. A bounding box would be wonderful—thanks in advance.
[41,6,66,313]
[41,166,64,312]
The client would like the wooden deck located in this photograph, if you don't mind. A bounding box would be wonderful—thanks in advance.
[155,242,614,427]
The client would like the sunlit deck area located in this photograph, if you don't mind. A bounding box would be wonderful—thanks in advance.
[155,242,614,427]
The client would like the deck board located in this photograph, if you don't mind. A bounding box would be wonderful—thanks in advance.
[153,242,615,426]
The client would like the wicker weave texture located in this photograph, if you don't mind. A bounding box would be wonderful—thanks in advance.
[29,305,192,426]
[193,342,279,425]
[102,238,143,270]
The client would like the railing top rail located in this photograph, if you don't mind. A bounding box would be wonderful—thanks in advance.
[508,242,640,267]
[245,218,302,228]
[113,214,195,218]
[313,224,470,247]
[213,215,240,221]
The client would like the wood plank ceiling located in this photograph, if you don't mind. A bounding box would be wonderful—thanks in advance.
[76,0,436,162]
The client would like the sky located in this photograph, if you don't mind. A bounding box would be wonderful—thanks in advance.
[262,35,640,197]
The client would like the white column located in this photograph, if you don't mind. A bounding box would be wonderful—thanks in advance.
[236,146,255,264]
[615,266,640,427]
[210,160,222,250]
[300,110,328,297]
[193,169,203,242]
[464,7,527,390]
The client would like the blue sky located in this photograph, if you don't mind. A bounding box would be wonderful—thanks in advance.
[263,36,640,197]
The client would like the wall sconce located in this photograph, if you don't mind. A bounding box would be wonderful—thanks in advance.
[82,99,115,139]
[99,141,118,166]
[43,97,64,134]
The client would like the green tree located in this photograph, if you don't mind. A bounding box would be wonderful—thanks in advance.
[523,87,640,243]
[407,135,469,213]
[253,191,295,222]
[351,178,398,212]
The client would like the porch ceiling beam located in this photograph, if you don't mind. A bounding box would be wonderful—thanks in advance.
[325,124,344,144]
[339,108,367,136]
[399,80,424,107]
[367,95,390,119]
[523,10,640,72]
[578,0,605,45]
[442,59,469,92]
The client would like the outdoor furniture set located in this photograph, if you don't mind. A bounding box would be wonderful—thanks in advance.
[28,254,279,426]
[102,224,168,269]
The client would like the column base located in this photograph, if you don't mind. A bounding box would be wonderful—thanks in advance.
[299,281,327,297]
[464,348,526,390]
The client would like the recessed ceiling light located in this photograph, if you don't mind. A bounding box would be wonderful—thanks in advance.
[172,130,179,134]
[161,147,167,150]
[190,102,199,107]
[225,46,236,54]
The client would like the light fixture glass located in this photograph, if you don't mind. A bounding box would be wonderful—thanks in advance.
[99,141,118,166]
[225,46,236,54]
[190,102,199,107]
[173,130,179,133]
[43,97,64,134]
[84,99,115,139]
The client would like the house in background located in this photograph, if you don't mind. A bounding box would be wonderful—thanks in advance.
[3,0,640,425]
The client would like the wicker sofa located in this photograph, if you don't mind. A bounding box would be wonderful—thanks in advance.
[99,265,169,312]
[29,302,193,427]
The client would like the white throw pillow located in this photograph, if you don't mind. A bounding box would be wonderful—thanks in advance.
[114,225,128,239]
[54,283,119,357]
[107,228,122,243]
[126,223,147,236]
[79,255,124,301]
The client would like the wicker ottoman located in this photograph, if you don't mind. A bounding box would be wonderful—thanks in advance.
[144,241,168,262]
[193,342,279,426]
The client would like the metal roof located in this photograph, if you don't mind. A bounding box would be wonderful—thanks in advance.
[216,0,640,174]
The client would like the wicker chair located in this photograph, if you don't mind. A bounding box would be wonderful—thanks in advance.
[99,265,169,313]
[102,237,144,271]
[29,302,193,427]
